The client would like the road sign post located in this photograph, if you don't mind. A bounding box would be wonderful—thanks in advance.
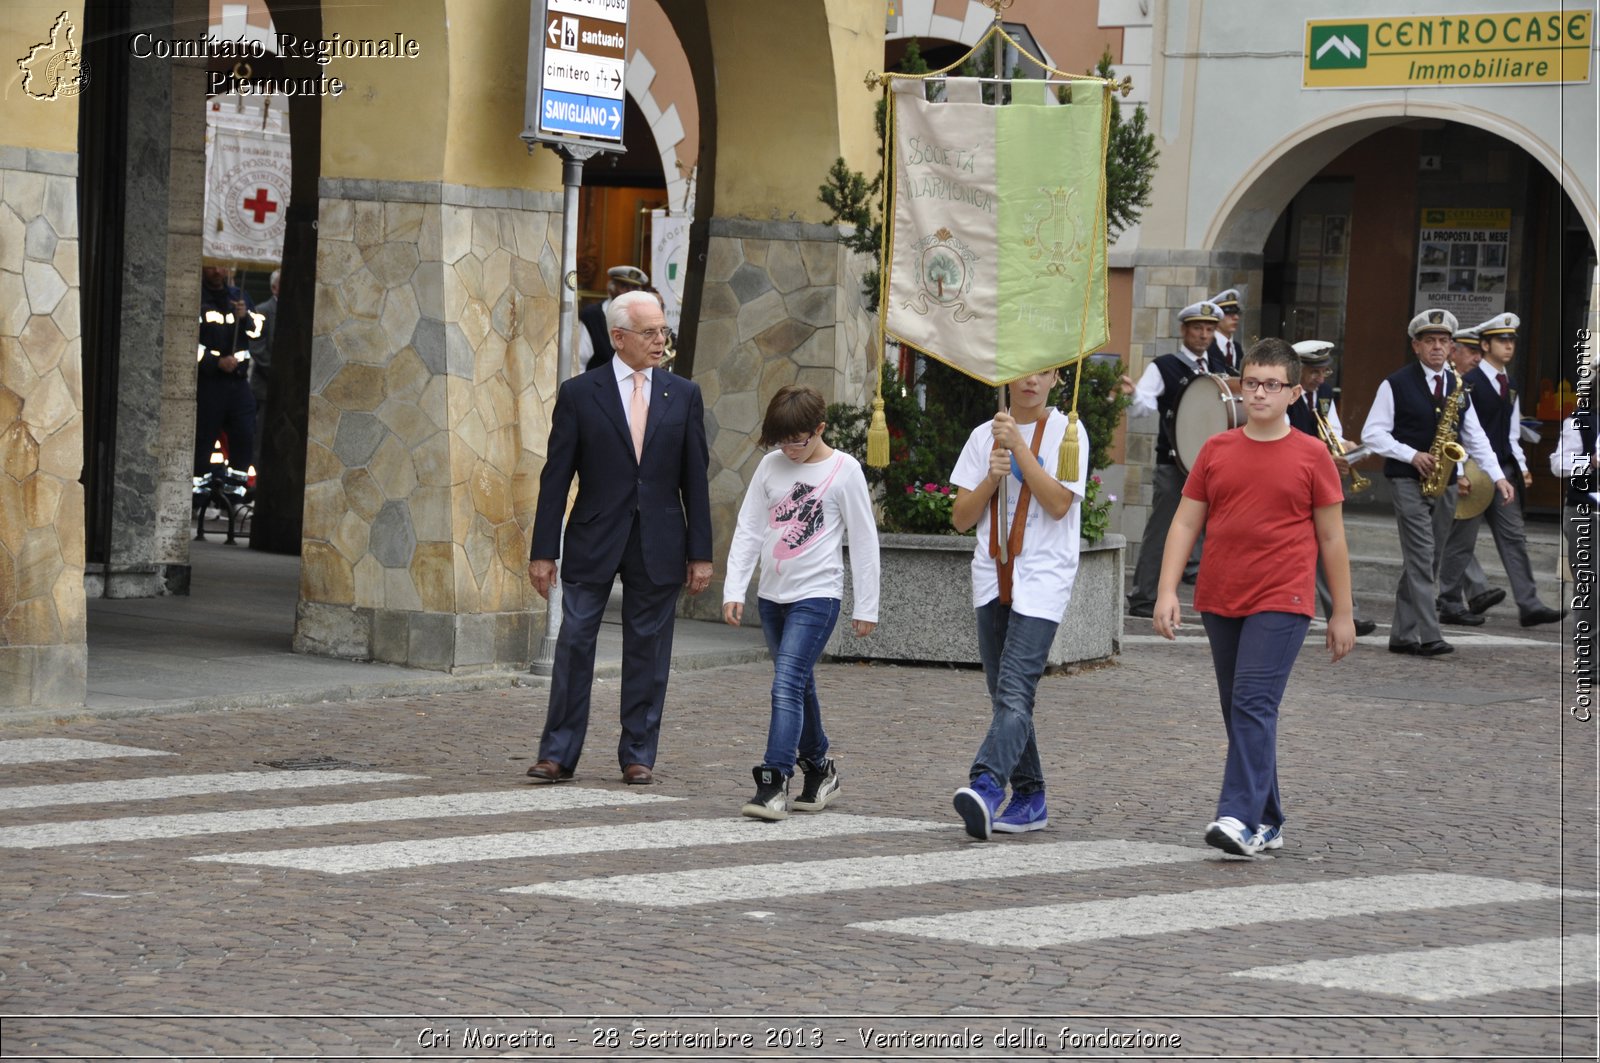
[523,0,630,676]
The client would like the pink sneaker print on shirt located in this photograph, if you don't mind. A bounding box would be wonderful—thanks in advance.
[768,458,841,571]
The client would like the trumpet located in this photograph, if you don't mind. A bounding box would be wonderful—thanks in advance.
[1314,405,1371,493]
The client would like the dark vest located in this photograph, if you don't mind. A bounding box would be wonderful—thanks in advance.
[1153,349,1229,464]
[581,302,614,372]
[1382,362,1466,484]
[1288,392,1320,438]
[1570,407,1597,508]
[1464,364,1519,476]
[1207,335,1243,376]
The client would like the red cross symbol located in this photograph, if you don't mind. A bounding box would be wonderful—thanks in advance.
[242,188,279,224]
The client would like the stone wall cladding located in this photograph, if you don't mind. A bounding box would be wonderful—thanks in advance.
[295,179,561,671]
[691,217,876,619]
[0,147,86,707]
[1119,249,1263,557]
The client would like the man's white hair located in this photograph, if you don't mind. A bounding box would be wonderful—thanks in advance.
[607,289,658,332]
[270,269,281,288]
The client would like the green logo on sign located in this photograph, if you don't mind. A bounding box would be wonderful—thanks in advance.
[1309,25,1369,69]
[1424,209,1447,224]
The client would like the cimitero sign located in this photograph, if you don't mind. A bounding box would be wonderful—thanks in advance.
[523,0,629,151]
[1304,11,1592,88]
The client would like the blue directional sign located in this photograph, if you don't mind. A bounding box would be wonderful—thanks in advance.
[541,89,623,139]
[523,0,630,151]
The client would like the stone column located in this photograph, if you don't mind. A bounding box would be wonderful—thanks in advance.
[292,179,560,672]
[1120,248,1263,560]
[687,217,876,619]
[97,40,206,599]
[0,147,85,708]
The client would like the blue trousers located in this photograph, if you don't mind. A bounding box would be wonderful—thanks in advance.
[756,597,840,775]
[971,601,1058,795]
[1200,611,1310,830]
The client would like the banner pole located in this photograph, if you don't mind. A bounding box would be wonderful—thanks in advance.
[990,12,1009,564]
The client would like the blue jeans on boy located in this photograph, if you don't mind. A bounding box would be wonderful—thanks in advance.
[1200,610,1310,831]
[757,597,841,775]
[970,600,1058,795]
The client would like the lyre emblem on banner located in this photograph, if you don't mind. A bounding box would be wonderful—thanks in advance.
[904,227,980,323]
[1022,186,1087,278]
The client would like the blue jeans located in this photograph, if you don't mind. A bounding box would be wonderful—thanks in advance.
[971,601,1058,795]
[1200,611,1310,830]
[757,597,841,775]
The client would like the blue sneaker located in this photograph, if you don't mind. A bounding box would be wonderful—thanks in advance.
[1254,823,1283,851]
[953,773,1005,840]
[993,789,1047,833]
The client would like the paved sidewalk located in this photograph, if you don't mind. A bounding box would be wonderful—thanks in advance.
[58,540,766,724]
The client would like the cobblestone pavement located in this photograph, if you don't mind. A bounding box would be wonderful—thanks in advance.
[0,601,1593,1061]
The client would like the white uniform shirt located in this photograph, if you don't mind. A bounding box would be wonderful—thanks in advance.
[722,450,880,622]
[950,410,1090,622]
[1126,347,1211,420]
[1361,364,1506,483]
[1551,415,1599,504]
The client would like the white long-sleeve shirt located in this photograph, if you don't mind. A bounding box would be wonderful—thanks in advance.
[1361,364,1506,483]
[1551,415,1599,504]
[723,449,880,622]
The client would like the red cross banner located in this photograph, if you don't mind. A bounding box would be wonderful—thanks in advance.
[203,106,292,267]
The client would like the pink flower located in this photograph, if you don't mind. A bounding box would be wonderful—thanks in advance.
[1092,475,1102,484]
[924,483,938,493]
[905,485,915,495]
[940,485,951,495]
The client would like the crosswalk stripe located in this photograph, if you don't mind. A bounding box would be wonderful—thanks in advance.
[1232,934,1599,1001]
[191,814,944,874]
[507,839,1205,906]
[0,739,172,765]
[0,770,421,811]
[0,788,678,849]
[849,873,1574,948]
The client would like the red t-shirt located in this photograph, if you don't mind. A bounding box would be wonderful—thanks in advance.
[1181,427,1344,618]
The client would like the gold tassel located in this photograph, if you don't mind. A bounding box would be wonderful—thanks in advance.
[866,396,890,468]
[1058,410,1081,482]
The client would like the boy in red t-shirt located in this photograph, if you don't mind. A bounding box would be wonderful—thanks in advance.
[1154,338,1356,856]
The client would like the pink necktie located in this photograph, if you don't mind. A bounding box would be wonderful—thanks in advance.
[630,371,647,461]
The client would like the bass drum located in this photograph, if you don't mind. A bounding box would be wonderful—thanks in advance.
[1173,373,1244,473]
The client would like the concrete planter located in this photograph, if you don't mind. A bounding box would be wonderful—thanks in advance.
[826,532,1124,667]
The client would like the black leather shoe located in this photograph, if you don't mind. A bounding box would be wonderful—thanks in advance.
[1127,602,1154,619]
[1438,609,1485,627]
[1388,641,1419,655]
[1353,619,1377,637]
[1468,588,1507,615]
[1520,605,1563,627]
[1417,639,1455,657]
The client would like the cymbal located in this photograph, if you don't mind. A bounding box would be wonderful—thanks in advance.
[1454,459,1494,520]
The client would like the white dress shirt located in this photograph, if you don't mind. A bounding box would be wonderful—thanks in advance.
[612,356,652,435]
[1551,415,1599,504]
[1362,363,1505,483]
[1126,347,1211,419]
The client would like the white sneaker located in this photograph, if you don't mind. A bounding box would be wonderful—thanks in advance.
[1205,816,1263,856]
[1254,823,1284,851]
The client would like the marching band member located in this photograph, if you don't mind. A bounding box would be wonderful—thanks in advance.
[1362,309,1508,657]
[1436,313,1561,627]
[1119,301,1231,618]
[1287,340,1376,637]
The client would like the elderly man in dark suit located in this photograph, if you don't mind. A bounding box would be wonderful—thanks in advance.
[526,289,713,786]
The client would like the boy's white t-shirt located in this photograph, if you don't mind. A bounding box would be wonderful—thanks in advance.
[950,409,1089,622]
[722,449,881,622]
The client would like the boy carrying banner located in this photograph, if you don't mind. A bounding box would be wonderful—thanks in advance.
[949,369,1090,839]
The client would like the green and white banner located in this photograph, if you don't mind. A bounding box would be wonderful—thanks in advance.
[885,80,1110,385]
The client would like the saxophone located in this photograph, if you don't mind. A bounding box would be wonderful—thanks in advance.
[1420,369,1469,498]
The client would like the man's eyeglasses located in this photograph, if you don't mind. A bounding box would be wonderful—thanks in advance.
[770,431,817,451]
[1239,378,1293,394]
[617,326,671,341]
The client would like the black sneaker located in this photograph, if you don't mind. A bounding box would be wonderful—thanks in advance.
[792,756,840,812]
[741,767,789,821]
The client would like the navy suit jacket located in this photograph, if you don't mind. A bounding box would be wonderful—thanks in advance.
[530,362,712,586]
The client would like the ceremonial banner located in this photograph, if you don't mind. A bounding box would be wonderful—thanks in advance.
[885,80,1109,385]
[203,99,292,266]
